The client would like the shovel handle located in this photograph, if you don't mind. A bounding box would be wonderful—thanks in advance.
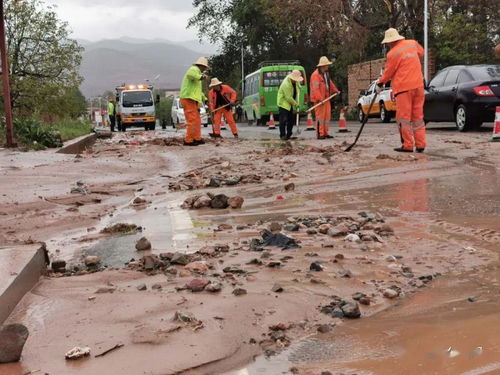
[307,92,340,113]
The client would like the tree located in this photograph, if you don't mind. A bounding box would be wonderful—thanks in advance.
[4,0,83,117]
[432,0,499,69]
[190,0,499,101]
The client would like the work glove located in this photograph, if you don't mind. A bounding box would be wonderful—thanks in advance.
[375,80,383,94]
[201,73,209,81]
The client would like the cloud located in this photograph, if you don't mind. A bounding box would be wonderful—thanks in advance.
[47,0,198,41]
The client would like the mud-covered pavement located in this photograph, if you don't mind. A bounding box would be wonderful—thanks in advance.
[1,121,499,375]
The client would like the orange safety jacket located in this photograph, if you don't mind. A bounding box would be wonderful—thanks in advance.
[209,84,237,111]
[310,69,339,103]
[379,39,424,95]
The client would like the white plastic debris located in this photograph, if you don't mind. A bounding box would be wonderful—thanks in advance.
[446,347,460,358]
[344,234,361,242]
[65,346,91,360]
[464,246,477,254]
[472,346,483,357]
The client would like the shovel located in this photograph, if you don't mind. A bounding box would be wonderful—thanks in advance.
[295,87,301,135]
[345,91,378,152]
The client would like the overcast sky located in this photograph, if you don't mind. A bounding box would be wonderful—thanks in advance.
[47,0,199,42]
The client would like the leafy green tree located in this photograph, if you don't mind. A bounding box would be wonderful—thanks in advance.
[432,0,499,69]
[190,0,499,102]
[4,0,83,116]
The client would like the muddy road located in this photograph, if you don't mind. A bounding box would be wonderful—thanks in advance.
[1,121,499,375]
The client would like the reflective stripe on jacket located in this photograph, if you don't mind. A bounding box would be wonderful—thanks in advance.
[180,65,207,103]
[208,84,237,111]
[310,69,338,103]
[277,77,299,111]
[379,39,424,95]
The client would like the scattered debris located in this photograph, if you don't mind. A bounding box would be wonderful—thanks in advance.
[261,229,299,250]
[70,181,88,195]
[84,256,101,268]
[135,237,152,251]
[271,283,284,293]
[100,223,141,235]
[137,284,147,291]
[182,194,245,210]
[95,344,124,358]
[51,259,66,273]
[232,288,247,296]
[65,346,91,360]
[0,324,29,363]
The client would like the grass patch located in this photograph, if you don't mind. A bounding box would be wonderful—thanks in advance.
[0,117,93,149]
[51,119,93,142]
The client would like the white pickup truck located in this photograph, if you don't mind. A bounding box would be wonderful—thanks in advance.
[357,81,396,123]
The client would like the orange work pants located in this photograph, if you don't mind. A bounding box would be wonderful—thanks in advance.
[395,88,426,150]
[315,101,331,137]
[213,108,238,135]
[181,98,202,143]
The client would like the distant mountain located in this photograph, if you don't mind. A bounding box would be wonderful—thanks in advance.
[79,38,218,97]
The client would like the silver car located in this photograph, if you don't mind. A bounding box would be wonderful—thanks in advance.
[171,98,209,127]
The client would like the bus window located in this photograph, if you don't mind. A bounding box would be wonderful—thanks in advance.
[263,70,292,87]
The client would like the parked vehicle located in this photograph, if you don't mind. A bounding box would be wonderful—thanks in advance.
[115,84,160,131]
[241,61,309,125]
[424,64,500,131]
[171,97,209,127]
[357,81,396,123]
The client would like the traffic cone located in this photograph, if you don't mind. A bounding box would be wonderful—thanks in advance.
[221,116,227,130]
[338,108,350,133]
[268,113,276,130]
[492,106,500,142]
[305,113,315,131]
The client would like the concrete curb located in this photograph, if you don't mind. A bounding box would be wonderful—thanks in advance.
[0,244,48,324]
[57,133,97,154]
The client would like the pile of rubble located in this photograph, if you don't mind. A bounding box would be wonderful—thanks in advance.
[181,193,244,210]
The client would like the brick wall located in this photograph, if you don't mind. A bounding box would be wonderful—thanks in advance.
[347,50,435,107]
[347,58,386,107]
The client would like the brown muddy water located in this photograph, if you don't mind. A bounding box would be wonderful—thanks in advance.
[227,154,500,375]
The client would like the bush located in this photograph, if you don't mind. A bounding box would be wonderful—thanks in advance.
[156,98,173,125]
[13,117,63,149]
[1,117,93,149]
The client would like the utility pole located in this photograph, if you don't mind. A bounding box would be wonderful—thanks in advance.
[241,45,244,92]
[424,0,429,83]
[0,0,16,147]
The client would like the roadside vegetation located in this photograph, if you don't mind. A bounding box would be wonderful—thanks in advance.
[0,118,92,150]
[190,0,498,100]
[156,97,174,126]
[1,0,88,149]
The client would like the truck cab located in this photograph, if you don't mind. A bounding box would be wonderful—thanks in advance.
[116,84,159,131]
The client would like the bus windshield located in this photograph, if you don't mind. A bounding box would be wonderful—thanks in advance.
[123,91,153,107]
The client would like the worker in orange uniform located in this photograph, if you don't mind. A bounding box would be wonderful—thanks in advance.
[208,78,239,138]
[180,57,209,146]
[310,56,340,139]
[377,28,426,153]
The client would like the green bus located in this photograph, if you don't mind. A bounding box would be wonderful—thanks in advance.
[242,61,309,125]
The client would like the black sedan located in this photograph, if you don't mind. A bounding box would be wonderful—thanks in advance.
[424,64,500,131]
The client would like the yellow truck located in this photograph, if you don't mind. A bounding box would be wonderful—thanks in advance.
[115,84,160,131]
